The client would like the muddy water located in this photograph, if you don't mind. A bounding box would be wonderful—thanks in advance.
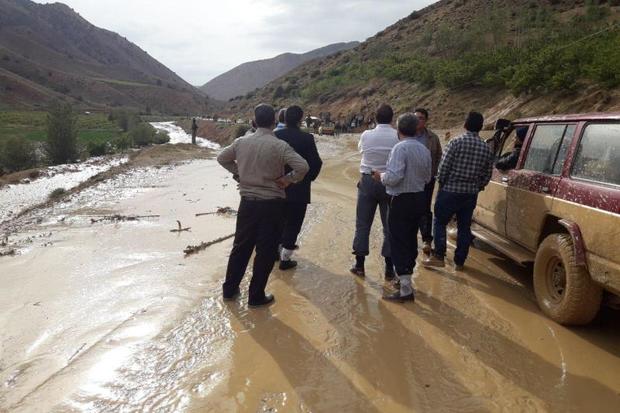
[0,156,128,224]
[1,135,620,412]
[151,122,220,149]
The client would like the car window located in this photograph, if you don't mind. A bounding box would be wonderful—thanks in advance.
[552,125,576,175]
[499,130,517,157]
[523,124,568,174]
[572,123,620,186]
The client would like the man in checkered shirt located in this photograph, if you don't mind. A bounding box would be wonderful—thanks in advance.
[423,112,493,270]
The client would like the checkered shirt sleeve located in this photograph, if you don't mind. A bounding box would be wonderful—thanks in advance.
[437,132,494,193]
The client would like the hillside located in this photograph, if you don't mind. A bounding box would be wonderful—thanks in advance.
[0,0,211,114]
[228,0,620,127]
[201,41,359,101]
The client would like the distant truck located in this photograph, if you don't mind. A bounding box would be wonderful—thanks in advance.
[473,113,620,325]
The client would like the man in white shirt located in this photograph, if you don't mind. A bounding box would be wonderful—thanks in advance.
[350,104,399,280]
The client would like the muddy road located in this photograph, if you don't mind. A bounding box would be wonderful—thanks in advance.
[1,134,619,412]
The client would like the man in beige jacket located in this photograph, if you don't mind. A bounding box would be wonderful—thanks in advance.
[217,104,309,307]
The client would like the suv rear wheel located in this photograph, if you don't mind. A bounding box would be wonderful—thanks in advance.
[534,234,602,325]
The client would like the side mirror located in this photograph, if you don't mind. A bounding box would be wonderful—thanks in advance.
[494,118,511,131]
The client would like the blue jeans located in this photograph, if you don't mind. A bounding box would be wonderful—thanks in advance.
[433,190,478,266]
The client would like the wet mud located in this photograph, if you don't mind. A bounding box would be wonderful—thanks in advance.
[1,134,619,412]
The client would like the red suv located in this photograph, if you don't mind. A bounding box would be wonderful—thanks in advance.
[473,113,620,325]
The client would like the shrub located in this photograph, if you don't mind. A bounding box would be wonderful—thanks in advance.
[87,141,108,157]
[112,134,132,151]
[0,137,37,172]
[45,102,79,165]
[153,131,170,144]
[49,187,66,200]
[129,123,157,147]
[233,124,251,139]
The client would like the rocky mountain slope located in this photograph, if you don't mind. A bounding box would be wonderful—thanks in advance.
[0,0,210,114]
[228,0,620,127]
[201,42,359,101]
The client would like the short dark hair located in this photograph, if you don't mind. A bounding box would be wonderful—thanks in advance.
[397,113,419,137]
[255,104,276,128]
[285,105,303,127]
[414,108,429,120]
[376,104,393,124]
[464,111,484,133]
[278,108,286,123]
[516,126,528,141]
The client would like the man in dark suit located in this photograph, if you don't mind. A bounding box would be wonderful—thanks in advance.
[275,105,323,270]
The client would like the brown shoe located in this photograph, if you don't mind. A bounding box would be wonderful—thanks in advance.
[422,255,445,268]
[422,242,432,256]
[454,264,465,271]
[350,266,365,278]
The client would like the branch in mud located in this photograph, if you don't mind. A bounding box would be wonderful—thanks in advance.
[184,233,235,256]
[195,206,237,217]
[90,214,160,224]
[170,220,191,233]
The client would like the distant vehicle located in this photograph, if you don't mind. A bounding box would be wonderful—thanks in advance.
[319,124,335,136]
[473,113,620,325]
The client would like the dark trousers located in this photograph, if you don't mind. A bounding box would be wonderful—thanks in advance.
[281,202,308,250]
[223,197,285,301]
[388,192,426,276]
[419,178,436,243]
[433,190,478,266]
[352,174,391,257]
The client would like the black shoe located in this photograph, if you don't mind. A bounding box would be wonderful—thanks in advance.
[279,260,298,270]
[384,271,396,281]
[350,266,365,278]
[223,288,240,302]
[382,291,415,303]
[248,294,275,308]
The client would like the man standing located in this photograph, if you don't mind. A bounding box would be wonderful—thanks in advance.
[413,108,443,255]
[423,112,494,271]
[372,113,431,302]
[217,104,309,307]
[191,118,198,145]
[275,105,323,270]
[274,108,287,131]
[351,104,399,280]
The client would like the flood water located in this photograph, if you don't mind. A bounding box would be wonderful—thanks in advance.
[1,134,619,412]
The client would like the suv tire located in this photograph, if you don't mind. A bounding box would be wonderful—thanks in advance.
[534,234,602,325]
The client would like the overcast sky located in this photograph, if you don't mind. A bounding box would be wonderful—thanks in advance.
[34,0,436,85]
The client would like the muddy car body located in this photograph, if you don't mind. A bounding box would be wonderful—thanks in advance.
[473,112,620,325]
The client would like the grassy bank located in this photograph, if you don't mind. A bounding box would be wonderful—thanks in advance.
[0,111,121,145]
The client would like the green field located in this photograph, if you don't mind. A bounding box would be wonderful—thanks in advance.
[0,111,122,145]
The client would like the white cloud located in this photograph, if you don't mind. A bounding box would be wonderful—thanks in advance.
[33,0,436,85]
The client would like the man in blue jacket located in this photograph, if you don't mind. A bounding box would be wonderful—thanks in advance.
[275,105,323,270]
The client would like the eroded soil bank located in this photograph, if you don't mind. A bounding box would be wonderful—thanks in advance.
[1,134,619,413]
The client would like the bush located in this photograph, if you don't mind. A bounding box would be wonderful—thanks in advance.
[0,137,37,172]
[233,124,251,139]
[49,187,66,200]
[87,141,108,157]
[45,102,79,165]
[153,131,170,144]
[129,123,157,147]
[112,134,132,151]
